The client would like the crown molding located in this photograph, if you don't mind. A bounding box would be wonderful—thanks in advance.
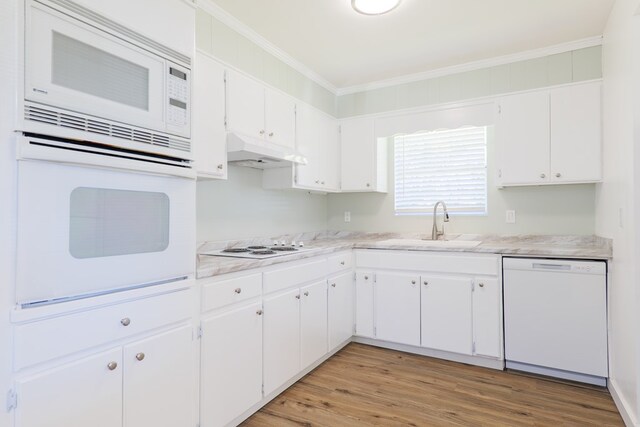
[336,36,603,96]
[196,0,338,94]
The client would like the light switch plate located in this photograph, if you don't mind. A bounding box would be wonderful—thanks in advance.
[506,210,516,224]
[344,211,351,223]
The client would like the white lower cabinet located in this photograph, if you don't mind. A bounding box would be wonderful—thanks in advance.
[200,302,263,427]
[421,276,473,355]
[328,272,354,350]
[472,277,501,358]
[355,272,374,338]
[15,325,194,427]
[300,281,328,369]
[15,348,123,427]
[375,273,421,346]
[263,288,301,395]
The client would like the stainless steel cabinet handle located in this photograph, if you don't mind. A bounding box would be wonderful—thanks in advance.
[107,361,118,371]
[478,283,484,288]
[540,173,546,179]
[135,353,145,361]
[295,294,301,299]
[120,318,131,327]
[555,173,561,178]
[331,283,336,288]
[217,164,224,170]
[234,288,242,294]
[304,291,309,296]
[256,309,263,316]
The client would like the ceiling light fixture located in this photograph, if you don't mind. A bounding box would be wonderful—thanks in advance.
[351,0,402,16]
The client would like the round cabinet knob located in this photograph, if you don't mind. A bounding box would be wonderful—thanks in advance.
[120,318,131,327]
[107,361,118,371]
[217,164,224,170]
[364,276,369,280]
[555,173,561,178]
[411,280,416,285]
[423,281,428,286]
[479,283,485,288]
[135,352,145,361]
[234,288,242,294]
[331,283,336,288]
[256,309,263,316]
[366,183,371,187]
[269,132,274,137]
[315,180,320,184]
[340,261,345,265]
[304,291,309,296]
[321,181,325,185]
[259,130,265,135]
[295,294,301,299]
[540,173,546,179]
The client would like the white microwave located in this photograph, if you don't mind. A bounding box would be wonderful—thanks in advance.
[20,0,192,161]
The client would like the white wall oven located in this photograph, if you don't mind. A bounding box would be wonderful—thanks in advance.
[21,0,192,161]
[15,135,196,308]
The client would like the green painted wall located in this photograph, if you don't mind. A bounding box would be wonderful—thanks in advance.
[337,46,602,118]
[196,8,336,116]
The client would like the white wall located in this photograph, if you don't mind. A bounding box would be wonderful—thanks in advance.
[0,2,17,427]
[328,131,596,236]
[197,165,328,241]
[595,0,639,424]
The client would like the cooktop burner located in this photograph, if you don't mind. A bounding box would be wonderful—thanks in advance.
[221,248,251,253]
[270,246,297,252]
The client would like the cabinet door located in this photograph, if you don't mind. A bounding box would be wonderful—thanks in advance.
[265,88,296,148]
[321,114,340,191]
[374,273,421,346]
[497,91,550,185]
[15,348,122,427]
[263,288,301,395]
[193,51,227,179]
[226,70,265,140]
[472,278,501,358]
[123,325,195,427]
[340,117,376,191]
[295,103,321,189]
[201,302,263,427]
[355,272,374,338]
[328,272,354,350]
[421,276,473,355]
[300,280,328,369]
[550,82,602,183]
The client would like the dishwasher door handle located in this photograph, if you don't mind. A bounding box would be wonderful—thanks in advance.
[532,263,571,271]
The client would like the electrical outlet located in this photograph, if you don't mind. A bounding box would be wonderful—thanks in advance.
[344,211,351,223]
[506,210,516,224]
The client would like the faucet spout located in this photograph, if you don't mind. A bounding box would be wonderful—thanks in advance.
[431,200,450,240]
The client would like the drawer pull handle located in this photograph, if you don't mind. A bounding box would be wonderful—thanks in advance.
[135,353,145,361]
[256,309,263,316]
[478,283,484,288]
[120,318,131,327]
[304,291,309,296]
[234,288,242,294]
[331,283,336,288]
[107,361,118,371]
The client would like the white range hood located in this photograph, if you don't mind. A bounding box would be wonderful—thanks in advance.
[226,133,307,169]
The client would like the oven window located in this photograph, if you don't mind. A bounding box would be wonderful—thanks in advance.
[69,188,170,259]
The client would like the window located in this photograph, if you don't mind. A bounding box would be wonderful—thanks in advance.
[394,126,487,215]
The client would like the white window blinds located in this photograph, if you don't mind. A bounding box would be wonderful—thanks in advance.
[394,126,487,215]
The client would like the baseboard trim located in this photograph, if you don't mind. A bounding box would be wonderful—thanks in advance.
[608,378,638,427]
[352,337,504,370]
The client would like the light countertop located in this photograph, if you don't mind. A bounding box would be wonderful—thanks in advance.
[196,232,612,279]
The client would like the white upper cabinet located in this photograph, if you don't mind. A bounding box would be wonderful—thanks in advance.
[226,69,296,148]
[496,91,550,185]
[340,117,388,193]
[193,51,227,179]
[497,81,602,186]
[550,83,602,183]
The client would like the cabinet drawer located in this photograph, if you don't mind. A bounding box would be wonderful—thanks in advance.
[355,250,498,276]
[202,273,262,312]
[328,252,353,275]
[263,259,327,294]
[14,289,191,371]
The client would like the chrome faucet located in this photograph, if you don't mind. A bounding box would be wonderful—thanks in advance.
[431,200,450,240]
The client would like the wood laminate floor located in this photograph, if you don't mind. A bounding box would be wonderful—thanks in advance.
[241,343,623,426]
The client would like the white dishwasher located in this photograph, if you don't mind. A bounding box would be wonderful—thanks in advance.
[503,257,608,386]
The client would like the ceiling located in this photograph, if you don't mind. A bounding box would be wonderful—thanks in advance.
[210,0,615,90]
